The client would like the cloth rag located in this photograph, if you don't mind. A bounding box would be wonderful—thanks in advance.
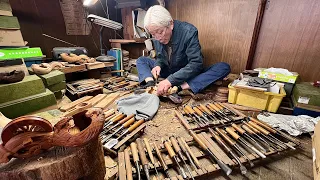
[257,113,320,136]
[116,92,160,120]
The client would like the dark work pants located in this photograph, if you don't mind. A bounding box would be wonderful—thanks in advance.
[136,57,231,94]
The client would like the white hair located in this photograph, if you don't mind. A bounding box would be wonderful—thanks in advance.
[144,5,173,31]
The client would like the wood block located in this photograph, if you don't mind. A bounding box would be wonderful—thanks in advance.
[85,94,107,106]
[85,62,105,70]
[118,152,126,180]
[104,62,114,67]
[0,75,45,104]
[59,96,93,112]
[195,169,204,176]
[94,92,120,109]
[0,139,106,180]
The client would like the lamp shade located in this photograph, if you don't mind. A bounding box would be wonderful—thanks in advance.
[83,0,98,7]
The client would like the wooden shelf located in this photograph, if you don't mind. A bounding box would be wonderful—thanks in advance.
[109,39,146,44]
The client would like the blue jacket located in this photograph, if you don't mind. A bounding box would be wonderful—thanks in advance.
[153,20,204,86]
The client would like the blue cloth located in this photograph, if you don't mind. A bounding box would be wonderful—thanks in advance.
[136,57,230,93]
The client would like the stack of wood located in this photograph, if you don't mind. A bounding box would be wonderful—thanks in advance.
[122,50,130,70]
[213,87,229,102]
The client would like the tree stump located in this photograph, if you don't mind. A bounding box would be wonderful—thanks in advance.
[0,139,105,180]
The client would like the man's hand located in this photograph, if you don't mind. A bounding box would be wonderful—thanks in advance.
[157,79,172,96]
[151,66,161,79]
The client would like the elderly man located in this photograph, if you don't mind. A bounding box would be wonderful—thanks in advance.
[137,5,230,96]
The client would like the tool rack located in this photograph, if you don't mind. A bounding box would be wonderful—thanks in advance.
[118,102,299,179]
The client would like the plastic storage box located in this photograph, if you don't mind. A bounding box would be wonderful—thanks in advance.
[228,84,286,112]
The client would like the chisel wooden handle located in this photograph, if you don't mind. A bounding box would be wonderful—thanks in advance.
[225,127,240,140]
[123,117,135,128]
[189,131,207,150]
[170,136,181,153]
[214,102,224,110]
[208,103,220,111]
[215,128,236,145]
[178,137,201,168]
[193,106,203,116]
[104,109,115,118]
[244,122,260,134]
[131,142,139,162]
[128,119,144,132]
[185,105,196,114]
[110,113,126,122]
[242,124,255,135]
[163,139,176,158]
[154,143,168,170]
[119,114,135,124]
[248,121,270,135]
[175,110,191,130]
[143,138,155,164]
[231,123,246,134]
[124,148,133,180]
[250,118,277,133]
[105,114,116,121]
[199,104,212,115]
[136,138,148,165]
[209,128,232,152]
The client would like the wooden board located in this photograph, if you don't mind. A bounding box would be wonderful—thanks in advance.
[85,62,105,70]
[60,64,86,74]
[94,93,120,109]
[118,152,126,180]
[85,94,107,106]
[59,96,93,112]
[113,123,146,150]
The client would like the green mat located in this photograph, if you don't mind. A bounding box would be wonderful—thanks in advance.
[48,81,66,92]
[0,89,56,119]
[39,70,65,86]
[0,16,19,29]
[0,0,11,11]
[0,75,45,104]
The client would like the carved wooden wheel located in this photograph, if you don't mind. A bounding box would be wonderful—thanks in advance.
[1,116,53,145]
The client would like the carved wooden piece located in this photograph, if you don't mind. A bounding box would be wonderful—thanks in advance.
[0,108,104,164]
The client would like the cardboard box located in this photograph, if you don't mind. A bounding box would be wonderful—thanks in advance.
[257,68,299,84]
[0,10,12,16]
[0,47,43,60]
[293,82,320,107]
[313,123,320,180]
[0,29,24,46]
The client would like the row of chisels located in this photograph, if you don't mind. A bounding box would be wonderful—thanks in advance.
[103,76,139,91]
[100,109,145,149]
[175,110,299,176]
[181,102,240,129]
[119,136,202,180]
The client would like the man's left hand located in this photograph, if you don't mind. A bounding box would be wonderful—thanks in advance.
[157,79,172,96]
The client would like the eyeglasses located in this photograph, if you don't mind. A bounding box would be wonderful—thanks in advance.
[152,27,168,39]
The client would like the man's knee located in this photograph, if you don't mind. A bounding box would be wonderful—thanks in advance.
[137,56,151,65]
[216,62,231,73]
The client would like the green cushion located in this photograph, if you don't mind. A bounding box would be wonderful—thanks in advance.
[0,89,56,118]
[39,70,65,86]
[48,81,66,92]
[0,75,45,104]
[0,0,11,11]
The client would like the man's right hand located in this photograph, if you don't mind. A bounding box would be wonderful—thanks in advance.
[151,66,161,79]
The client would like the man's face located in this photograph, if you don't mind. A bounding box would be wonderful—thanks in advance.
[147,22,173,44]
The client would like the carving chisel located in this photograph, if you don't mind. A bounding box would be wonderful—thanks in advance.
[124,148,133,180]
[170,136,195,180]
[143,138,160,179]
[104,113,126,129]
[162,138,187,179]
[101,114,135,135]
[177,137,200,169]
[130,142,141,180]
[154,143,171,178]
[136,138,150,180]
[225,127,266,158]
[101,117,135,143]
